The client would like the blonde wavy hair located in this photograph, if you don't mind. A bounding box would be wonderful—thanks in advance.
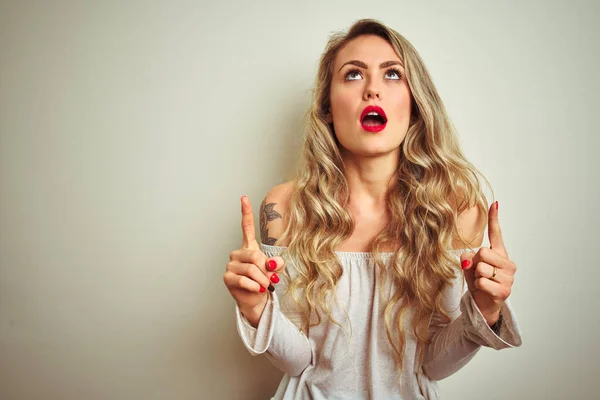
[277,19,491,382]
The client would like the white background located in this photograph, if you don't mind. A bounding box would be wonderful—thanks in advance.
[1,1,598,399]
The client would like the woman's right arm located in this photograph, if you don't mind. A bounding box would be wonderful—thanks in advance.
[235,290,312,377]
[224,187,312,376]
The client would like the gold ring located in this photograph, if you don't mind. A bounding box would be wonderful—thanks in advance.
[490,267,497,280]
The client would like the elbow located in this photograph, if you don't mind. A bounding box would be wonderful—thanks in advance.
[286,362,310,377]
[422,364,451,381]
[422,347,481,381]
[267,349,312,377]
[283,352,312,377]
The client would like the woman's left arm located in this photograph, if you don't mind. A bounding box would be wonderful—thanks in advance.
[422,201,523,381]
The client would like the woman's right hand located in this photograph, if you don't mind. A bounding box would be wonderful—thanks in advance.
[223,195,285,327]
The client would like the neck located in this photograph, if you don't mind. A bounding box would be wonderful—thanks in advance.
[341,148,399,209]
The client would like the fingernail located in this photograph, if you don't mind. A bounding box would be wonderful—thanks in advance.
[268,284,275,292]
[270,273,280,284]
[259,286,266,293]
[267,259,277,271]
[461,260,471,270]
[495,201,498,210]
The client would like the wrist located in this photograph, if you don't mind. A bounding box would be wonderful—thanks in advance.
[484,309,501,326]
[239,295,269,328]
[489,312,503,334]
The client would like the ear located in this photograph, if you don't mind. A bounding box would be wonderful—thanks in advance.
[325,109,333,123]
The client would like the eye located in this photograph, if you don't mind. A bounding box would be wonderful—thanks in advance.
[344,69,362,81]
[385,68,403,80]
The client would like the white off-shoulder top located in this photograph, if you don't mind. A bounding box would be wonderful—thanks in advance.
[235,243,522,400]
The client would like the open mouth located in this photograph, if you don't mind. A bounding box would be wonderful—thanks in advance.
[360,106,387,132]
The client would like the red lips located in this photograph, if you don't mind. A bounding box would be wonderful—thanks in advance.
[360,105,387,133]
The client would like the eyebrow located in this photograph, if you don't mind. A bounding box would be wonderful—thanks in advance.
[338,60,404,72]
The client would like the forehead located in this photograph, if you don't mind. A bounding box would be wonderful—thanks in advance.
[334,34,401,68]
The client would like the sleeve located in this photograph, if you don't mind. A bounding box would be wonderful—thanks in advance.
[235,291,313,377]
[422,255,523,381]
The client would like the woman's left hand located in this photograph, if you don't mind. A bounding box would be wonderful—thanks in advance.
[460,201,517,326]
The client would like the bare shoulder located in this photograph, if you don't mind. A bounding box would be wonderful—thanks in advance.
[259,180,294,246]
[452,200,487,250]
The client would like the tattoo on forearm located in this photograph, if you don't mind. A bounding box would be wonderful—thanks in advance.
[260,199,282,245]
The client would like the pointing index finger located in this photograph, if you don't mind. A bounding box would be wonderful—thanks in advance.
[488,201,507,257]
[241,195,258,250]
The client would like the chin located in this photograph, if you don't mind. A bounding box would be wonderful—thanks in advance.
[335,128,406,155]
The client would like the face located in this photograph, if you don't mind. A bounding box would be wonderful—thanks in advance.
[328,34,412,158]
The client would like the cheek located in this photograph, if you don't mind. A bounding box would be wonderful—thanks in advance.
[394,87,413,119]
[330,87,357,120]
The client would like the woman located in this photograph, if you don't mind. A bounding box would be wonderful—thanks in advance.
[224,19,522,399]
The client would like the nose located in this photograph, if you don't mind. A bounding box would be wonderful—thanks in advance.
[363,81,381,101]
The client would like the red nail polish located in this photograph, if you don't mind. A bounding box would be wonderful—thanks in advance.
[267,260,277,271]
[461,260,471,269]
[259,286,266,293]
[270,273,280,284]
[495,201,498,210]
